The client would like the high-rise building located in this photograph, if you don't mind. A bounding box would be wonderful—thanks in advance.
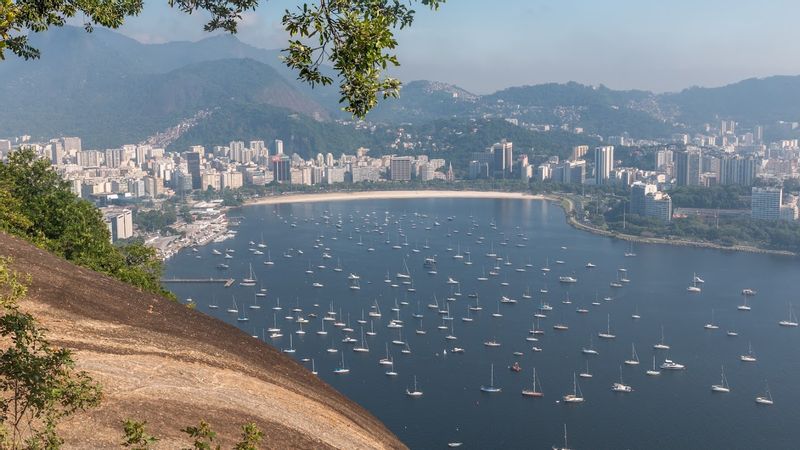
[104,148,123,168]
[490,140,513,177]
[61,137,81,154]
[675,148,702,186]
[103,209,133,242]
[644,192,673,222]
[655,149,674,170]
[185,152,202,190]
[594,146,614,185]
[719,155,757,186]
[272,155,291,183]
[469,160,490,179]
[249,140,266,157]
[754,125,764,144]
[571,145,589,161]
[274,139,284,155]
[630,182,658,216]
[720,120,735,136]
[390,156,413,181]
[77,150,102,167]
[751,187,782,221]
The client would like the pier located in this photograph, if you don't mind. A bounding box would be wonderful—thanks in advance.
[161,278,236,287]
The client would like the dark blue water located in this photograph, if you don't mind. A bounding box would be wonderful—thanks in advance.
[165,198,800,449]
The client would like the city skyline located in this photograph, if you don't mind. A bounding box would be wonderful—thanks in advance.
[104,0,800,94]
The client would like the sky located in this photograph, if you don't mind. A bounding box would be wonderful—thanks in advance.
[114,0,800,94]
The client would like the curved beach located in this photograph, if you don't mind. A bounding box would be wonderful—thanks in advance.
[245,190,550,205]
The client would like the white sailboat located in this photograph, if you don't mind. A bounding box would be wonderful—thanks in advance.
[687,273,702,293]
[755,382,774,405]
[282,334,295,353]
[553,424,571,450]
[624,343,640,365]
[711,366,730,393]
[704,309,719,330]
[740,342,757,362]
[227,296,239,314]
[653,325,670,350]
[240,263,257,286]
[579,360,592,378]
[611,366,633,393]
[598,314,616,339]
[406,375,423,397]
[581,336,598,355]
[333,353,349,374]
[646,356,661,376]
[779,303,799,327]
[562,373,584,403]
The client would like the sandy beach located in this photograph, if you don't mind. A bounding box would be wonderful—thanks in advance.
[245,190,551,206]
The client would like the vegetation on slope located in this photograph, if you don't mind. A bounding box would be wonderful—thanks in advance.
[0,149,170,298]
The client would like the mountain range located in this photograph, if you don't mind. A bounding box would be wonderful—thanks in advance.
[2,26,800,152]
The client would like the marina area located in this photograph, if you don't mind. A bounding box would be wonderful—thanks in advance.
[165,197,800,449]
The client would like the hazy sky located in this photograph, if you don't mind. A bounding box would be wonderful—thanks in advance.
[115,0,800,94]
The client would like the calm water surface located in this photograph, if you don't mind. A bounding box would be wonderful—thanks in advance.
[165,198,800,449]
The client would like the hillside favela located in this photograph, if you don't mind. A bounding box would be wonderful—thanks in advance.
[1,1,800,449]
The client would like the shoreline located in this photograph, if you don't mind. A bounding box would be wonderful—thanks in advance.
[559,196,796,257]
[238,189,795,258]
[244,190,551,205]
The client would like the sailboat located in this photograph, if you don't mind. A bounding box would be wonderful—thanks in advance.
[249,294,261,310]
[240,263,257,287]
[704,309,719,330]
[778,303,799,327]
[385,358,398,376]
[366,320,377,337]
[396,259,412,279]
[311,358,317,375]
[236,307,248,322]
[521,367,544,397]
[461,304,474,323]
[581,337,599,355]
[738,296,751,311]
[740,342,757,362]
[653,325,670,350]
[492,300,503,318]
[282,334,295,353]
[579,360,592,378]
[562,373,584,403]
[406,375,423,397]
[624,343,640,365]
[208,295,218,309]
[611,366,633,392]
[687,273,702,293]
[227,296,239,314]
[646,356,661,376]
[334,258,343,272]
[480,364,501,393]
[553,424,572,450]
[333,353,349,374]
[598,314,616,339]
[264,250,274,265]
[755,382,774,405]
[316,318,327,336]
[379,344,393,365]
[711,366,730,393]
[624,242,637,257]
